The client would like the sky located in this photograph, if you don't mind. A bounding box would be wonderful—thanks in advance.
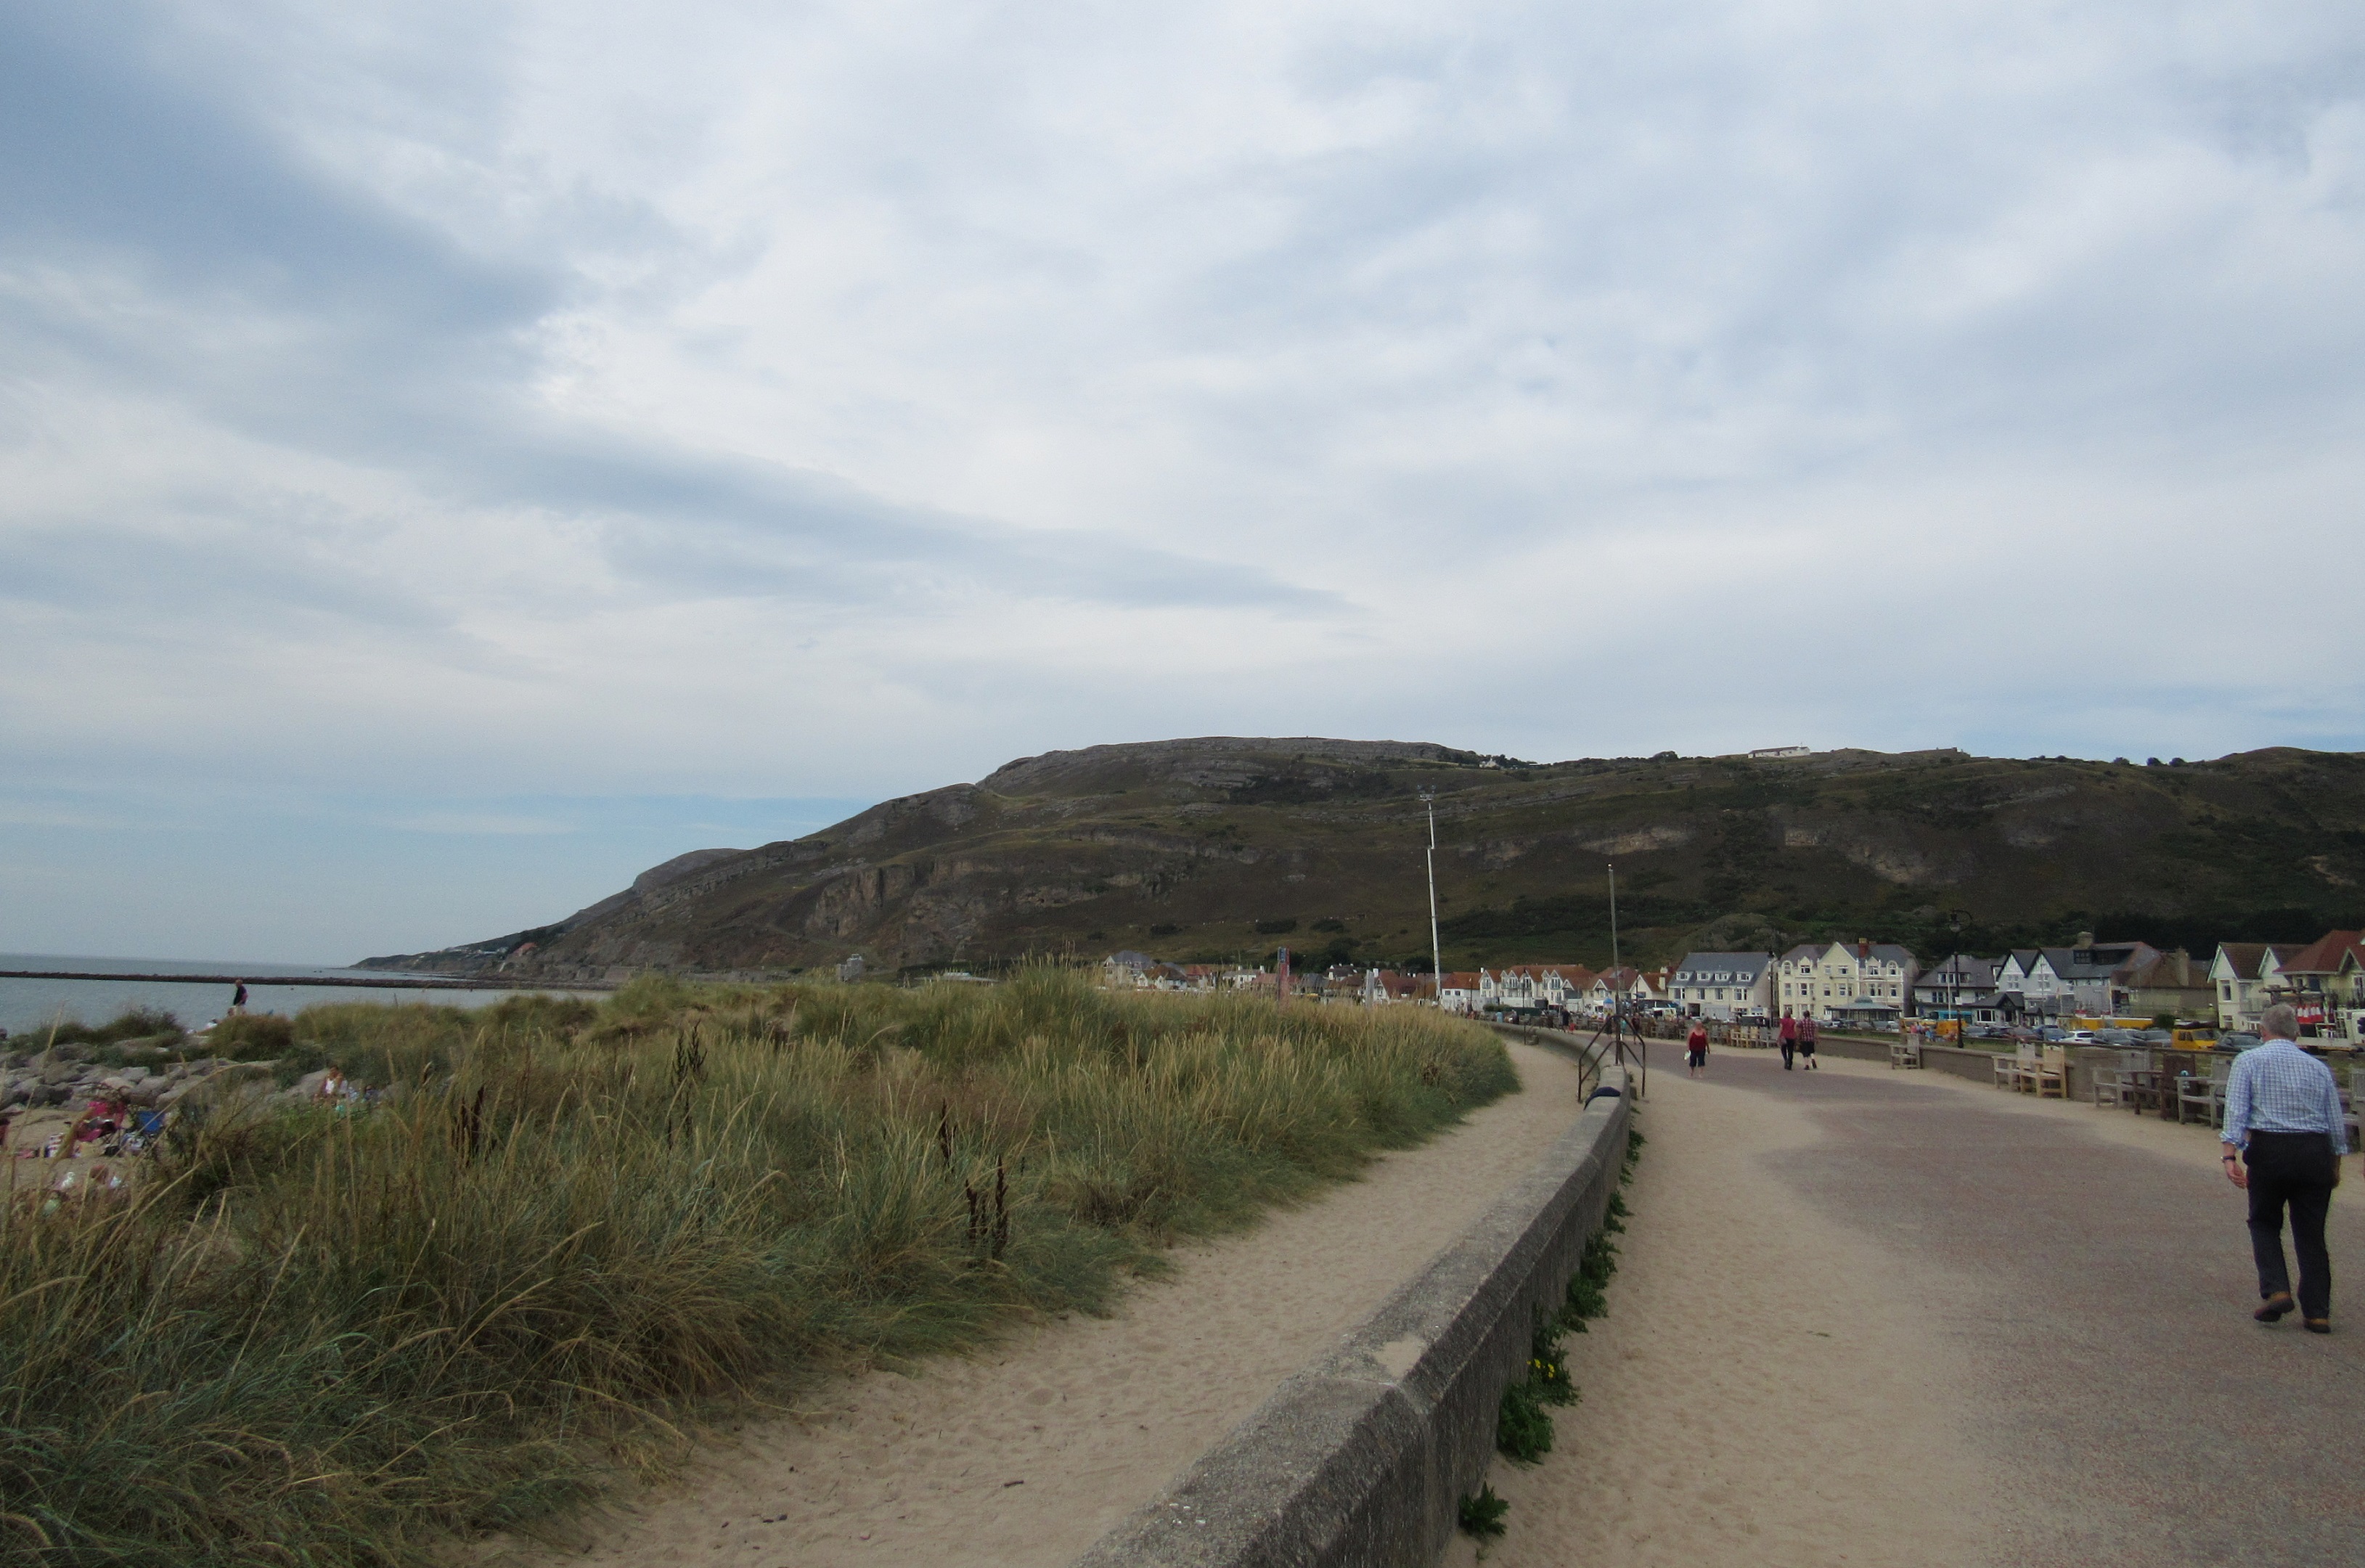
[4,0,2363,963]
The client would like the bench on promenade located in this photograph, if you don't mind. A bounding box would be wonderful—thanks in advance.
[1890,1040,1923,1069]
[2176,1057,2231,1127]
[1994,1043,2065,1097]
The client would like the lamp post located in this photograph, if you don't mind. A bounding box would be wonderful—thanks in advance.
[1945,909,1971,1038]
[1421,791,1443,1008]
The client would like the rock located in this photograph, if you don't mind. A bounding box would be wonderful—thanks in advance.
[38,1061,75,1086]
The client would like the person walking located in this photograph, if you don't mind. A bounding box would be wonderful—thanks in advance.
[1798,1015,1818,1069]
[2221,1003,2347,1332]
[1685,1020,1710,1078]
[1778,1012,1798,1070]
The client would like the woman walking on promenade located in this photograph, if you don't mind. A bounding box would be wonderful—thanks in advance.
[1798,1016,1818,1069]
[1778,1012,1798,1070]
[1686,1021,1710,1078]
[2220,1003,2347,1333]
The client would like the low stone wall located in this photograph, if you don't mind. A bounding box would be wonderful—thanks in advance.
[1070,1032,1630,1568]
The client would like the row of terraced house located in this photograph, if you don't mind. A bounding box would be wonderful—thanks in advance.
[1656,928,2365,1040]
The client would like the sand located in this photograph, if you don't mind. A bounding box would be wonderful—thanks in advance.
[496,1038,1590,1568]
[1447,1055,1993,1568]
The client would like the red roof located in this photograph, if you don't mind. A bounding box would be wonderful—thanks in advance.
[2280,931,2364,976]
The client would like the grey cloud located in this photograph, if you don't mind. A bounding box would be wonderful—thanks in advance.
[0,1,1323,621]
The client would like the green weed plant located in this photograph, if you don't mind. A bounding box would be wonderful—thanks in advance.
[0,970,1511,1567]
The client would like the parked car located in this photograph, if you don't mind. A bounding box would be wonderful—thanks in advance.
[2216,1032,2263,1053]
[2037,1026,2067,1042]
[2060,1029,2097,1045]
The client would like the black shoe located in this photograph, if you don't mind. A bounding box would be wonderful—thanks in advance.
[2255,1293,2296,1322]
[2304,1318,2331,1335]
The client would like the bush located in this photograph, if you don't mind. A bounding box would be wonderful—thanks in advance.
[33,1005,186,1050]
[1497,1377,1554,1463]
[1458,1483,1510,1538]
[205,1011,295,1058]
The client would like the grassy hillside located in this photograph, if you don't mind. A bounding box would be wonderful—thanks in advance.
[364,739,2365,978]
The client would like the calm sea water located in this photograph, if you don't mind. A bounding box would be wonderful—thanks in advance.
[0,953,600,1040]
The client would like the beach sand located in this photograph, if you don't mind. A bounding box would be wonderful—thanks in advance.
[1447,1055,1993,1568]
[496,1037,1591,1568]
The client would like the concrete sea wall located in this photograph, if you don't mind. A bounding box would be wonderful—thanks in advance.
[1071,1029,1629,1568]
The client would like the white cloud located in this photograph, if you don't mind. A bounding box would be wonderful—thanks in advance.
[3,0,2364,952]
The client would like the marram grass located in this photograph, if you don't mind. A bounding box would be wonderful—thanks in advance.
[0,969,1512,1567]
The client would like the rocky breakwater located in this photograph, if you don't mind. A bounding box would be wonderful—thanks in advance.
[1,1039,261,1118]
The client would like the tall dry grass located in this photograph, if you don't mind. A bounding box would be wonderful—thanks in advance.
[0,969,1511,1567]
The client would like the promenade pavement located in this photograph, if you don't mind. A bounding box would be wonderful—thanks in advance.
[1459,1045,2365,1568]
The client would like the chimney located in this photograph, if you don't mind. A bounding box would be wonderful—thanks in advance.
[1857,938,1870,962]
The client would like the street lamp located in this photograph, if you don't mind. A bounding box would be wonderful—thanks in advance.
[1945,909,1971,1038]
[1421,791,1443,1008]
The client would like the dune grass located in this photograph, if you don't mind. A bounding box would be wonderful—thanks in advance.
[0,971,1512,1567]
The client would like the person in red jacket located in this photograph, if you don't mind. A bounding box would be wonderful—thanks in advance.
[1778,1012,1798,1070]
[1686,1021,1710,1077]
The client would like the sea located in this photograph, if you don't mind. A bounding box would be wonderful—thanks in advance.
[0,953,602,1041]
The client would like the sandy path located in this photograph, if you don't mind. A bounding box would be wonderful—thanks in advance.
[1458,1050,2365,1568]
[1447,1055,1991,1568]
[504,1039,1589,1568]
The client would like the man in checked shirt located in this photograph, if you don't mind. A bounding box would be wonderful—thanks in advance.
[2221,1003,2349,1333]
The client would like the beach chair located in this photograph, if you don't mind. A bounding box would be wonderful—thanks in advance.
[1890,1040,1923,1069]
[2029,1046,2068,1099]
[1996,1048,2025,1090]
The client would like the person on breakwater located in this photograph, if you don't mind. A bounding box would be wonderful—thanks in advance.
[1686,1020,1709,1077]
[1798,1015,1818,1069]
[2221,1003,2346,1334]
[1778,1012,1798,1070]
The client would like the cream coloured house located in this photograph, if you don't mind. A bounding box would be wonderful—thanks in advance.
[2209,943,2303,1032]
[1776,939,1919,1024]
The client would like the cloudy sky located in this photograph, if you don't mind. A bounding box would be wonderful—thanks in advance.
[4,0,2362,961]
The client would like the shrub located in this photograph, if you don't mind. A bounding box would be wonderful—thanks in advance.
[205,1011,295,1058]
[1458,1483,1510,1538]
[1497,1377,1554,1463]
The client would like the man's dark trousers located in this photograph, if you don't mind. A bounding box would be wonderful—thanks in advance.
[1780,1041,1795,1069]
[2245,1130,2339,1318]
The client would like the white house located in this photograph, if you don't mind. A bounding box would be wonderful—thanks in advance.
[2210,942,2305,1032]
[1439,971,1484,1015]
[1577,965,1662,1016]
[1480,963,1594,1013]
[1776,940,1919,1024]
[1667,952,1776,1019]
[1992,938,2161,1019]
